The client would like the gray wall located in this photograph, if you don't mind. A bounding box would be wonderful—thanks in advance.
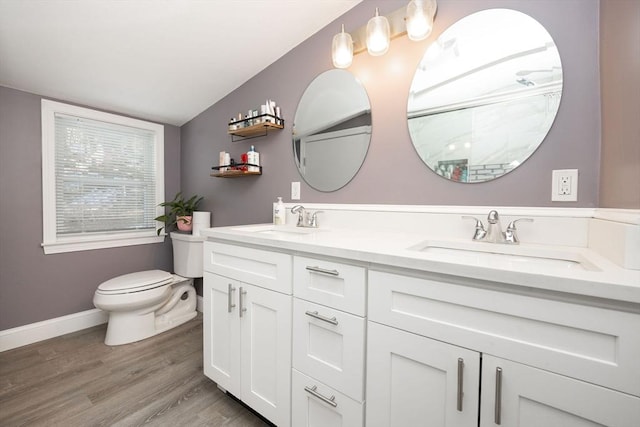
[181,0,601,228]
[0,86,181,330]
[599,0,640,209]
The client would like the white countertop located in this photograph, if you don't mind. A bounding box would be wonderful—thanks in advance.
[201,223,640,305]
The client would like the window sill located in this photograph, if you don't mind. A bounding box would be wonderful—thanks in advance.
[42,233,165,254]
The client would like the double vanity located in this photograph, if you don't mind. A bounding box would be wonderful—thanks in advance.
[201,204,640,427]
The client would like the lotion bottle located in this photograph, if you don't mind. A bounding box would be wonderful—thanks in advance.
[247,145,260,172]
[274,197,286,225]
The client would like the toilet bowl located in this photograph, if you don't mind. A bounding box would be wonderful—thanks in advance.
[93,232,204,345]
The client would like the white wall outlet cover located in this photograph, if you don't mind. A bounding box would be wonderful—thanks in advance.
[291,181,301,200]
[552,169,578,202]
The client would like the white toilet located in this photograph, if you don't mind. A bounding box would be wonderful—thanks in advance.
[93,232,203,346]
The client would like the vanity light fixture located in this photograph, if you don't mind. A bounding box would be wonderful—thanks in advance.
[366,8,391,56]
[330,0,437,68]
[332,24,354,68]
[406,0,435,41]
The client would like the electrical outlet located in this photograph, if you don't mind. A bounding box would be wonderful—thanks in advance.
[552,169,578,201]
[291,181,301,200]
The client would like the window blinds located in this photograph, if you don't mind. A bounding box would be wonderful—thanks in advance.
[54,113,158,235]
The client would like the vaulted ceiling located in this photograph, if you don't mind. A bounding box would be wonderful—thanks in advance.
[0,0,362,125]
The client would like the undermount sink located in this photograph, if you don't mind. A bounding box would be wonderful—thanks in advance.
[409,240,600,272]
[231,224,322,236]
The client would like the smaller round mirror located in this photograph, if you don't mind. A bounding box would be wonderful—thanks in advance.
[293,69,372,192]
[407,9,563,182]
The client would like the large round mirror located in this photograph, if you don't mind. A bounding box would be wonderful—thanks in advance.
[293,69,372,192]
[407,9,563,183]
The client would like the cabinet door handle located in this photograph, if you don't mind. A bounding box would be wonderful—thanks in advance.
[305,266,339,276]
[304,385,337,408]
[495,367,503,425]
[227,284,236,313]
[239,287,247,318]
[305,310,339,326]
[457,358,464,412]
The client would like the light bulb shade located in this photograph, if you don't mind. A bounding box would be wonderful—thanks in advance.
[332,28,353,68]
[366,10,390,56]
[406,0,433,41]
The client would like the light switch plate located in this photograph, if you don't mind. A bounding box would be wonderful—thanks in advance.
[291,181,301,200]
[552,169,578,201]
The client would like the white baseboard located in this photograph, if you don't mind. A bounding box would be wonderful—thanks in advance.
[1,295,205,352]
[0,308,108,352]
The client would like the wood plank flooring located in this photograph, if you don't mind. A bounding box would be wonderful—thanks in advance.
[0,314,270,427]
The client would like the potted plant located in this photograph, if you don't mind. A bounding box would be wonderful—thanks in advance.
[155,192,204,235]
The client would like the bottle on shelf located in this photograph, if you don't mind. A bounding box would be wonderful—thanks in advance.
[247,145,260,172]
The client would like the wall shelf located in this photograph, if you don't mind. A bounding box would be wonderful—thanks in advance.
[211,164,262,178]
[228,114,284,141]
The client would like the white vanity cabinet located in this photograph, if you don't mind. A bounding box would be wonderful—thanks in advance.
[367,269,640,427]
[203,242,292,427]
[291,256,367,427]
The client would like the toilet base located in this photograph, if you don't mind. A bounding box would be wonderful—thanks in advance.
[104,279,197,346]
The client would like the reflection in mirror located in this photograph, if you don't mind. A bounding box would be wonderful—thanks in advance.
[407,9,563,183]
[293,69,372,192]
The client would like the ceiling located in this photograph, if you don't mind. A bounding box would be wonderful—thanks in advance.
[0,0,362,126]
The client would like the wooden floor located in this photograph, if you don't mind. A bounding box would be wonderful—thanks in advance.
[0,314,270,427]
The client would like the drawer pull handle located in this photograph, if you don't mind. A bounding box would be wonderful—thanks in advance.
[239,287,247,318]
[305,266,340,276]
[304,385,337,408]
[227,284,236,313]
[495,367,503,425]
[457,357,464,412]
[305,310,338,326]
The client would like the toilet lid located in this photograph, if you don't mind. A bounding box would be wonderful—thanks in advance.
[97,270,174,293]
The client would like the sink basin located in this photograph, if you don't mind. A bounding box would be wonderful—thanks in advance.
[409,240,600,272]
[230,224,322,236]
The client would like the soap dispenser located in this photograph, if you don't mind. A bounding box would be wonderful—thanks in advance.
[274,197,286,225]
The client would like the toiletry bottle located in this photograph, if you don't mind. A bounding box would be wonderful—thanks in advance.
[274,197,286,225]
[247,145,260,172]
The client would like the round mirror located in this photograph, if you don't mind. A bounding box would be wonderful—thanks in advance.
[407,9,563,183]
[293,69,372,192]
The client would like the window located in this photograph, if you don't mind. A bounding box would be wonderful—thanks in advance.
[41,100,165,254]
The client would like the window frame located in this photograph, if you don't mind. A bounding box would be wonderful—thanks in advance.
[41,99,165,254]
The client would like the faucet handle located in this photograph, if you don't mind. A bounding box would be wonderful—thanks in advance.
[462,215,487,241]
[309,211,324,228]
[504,218,534,244]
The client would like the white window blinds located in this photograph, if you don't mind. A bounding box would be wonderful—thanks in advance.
[54,114,157,234]
[41,100,165,254]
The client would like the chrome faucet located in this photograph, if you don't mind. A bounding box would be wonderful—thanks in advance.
[485,210,504,243]
[291,205,323,228]
[463,210,533,244]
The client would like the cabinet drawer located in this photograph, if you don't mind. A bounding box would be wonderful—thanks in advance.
[292,368,364,427]
[204,241,292,294]
[293,256,366,315]
[369,270,640,397]
[293,299,365,401]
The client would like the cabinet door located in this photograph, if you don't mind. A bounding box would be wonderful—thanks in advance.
[240,284,292,427]
[366,322,480,427]
[291,368,364,427]
[203,272,241,395]
[480,355,640,427]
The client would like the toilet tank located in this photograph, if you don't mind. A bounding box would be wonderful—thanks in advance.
[170,232,204,278]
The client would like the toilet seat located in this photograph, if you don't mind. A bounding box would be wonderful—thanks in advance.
[97,270,174,295]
